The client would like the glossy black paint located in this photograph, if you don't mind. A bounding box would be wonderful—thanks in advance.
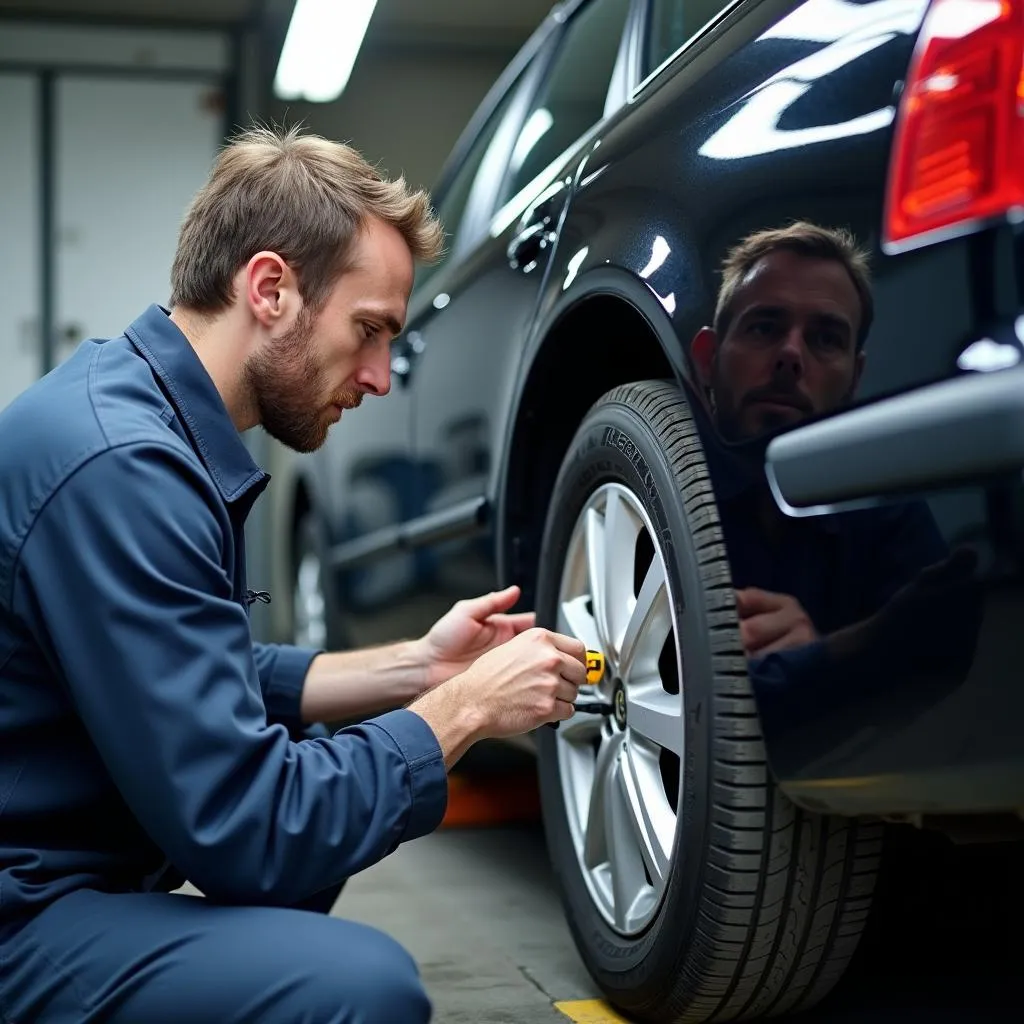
[294,0,1024,818]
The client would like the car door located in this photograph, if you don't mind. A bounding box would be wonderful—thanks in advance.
[393,0,640,637]
[320,37,546,647]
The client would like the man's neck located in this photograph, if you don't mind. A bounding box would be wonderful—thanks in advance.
[169,306,255,431]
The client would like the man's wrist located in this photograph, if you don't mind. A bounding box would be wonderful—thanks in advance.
[404,636,434,696]
[408,676,487,770]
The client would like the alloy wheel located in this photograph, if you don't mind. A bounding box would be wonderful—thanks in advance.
[293,549,328,650]
[555,482,684,936]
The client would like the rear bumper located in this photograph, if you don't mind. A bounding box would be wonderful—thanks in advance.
[751,625,1024,818]
[758,367,1024,819]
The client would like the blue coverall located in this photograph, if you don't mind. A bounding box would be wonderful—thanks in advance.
[0,305,447,1023]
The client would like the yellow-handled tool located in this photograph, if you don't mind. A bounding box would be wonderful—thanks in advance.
[549,650,611,730]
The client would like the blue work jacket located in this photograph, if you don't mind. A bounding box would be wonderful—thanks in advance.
[0,305,447,936]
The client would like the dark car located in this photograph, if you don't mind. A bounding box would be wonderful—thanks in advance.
[281,0,1024,1019]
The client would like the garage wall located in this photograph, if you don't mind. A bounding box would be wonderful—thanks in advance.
[269,50,515,195]
[0,19,233,413]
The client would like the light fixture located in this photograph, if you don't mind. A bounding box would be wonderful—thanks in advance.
[274,0,379,103]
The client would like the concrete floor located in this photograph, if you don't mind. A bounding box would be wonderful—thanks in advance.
[335,818,1022,1024]
[341,825,594,1023]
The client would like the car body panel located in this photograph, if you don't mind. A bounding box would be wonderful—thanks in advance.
[295,0,1024,820]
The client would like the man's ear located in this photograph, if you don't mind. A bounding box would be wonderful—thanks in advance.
[245,251,296,329]
[690,327,717,386]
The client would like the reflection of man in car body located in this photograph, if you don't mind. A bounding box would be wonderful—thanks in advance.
[687,221,949,659]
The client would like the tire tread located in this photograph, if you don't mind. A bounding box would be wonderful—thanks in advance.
[594,382,880,1024]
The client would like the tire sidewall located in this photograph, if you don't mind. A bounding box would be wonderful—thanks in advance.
[535,393,719,997]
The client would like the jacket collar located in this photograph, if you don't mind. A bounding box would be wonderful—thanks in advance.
[125,304,268,505]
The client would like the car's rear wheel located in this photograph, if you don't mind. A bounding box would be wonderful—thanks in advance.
[292,512,330,650]
[534,380,882,1022]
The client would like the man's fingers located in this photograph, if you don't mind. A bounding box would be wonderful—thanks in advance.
[546,630,587,661]
[498,611,535,634]
[740,609,791,653]
[555,678,580,704]
[736,587,784,617]
[558,652,587,689]
[467,585,521,619]
[751,625,817,657]
[553,698,576,722]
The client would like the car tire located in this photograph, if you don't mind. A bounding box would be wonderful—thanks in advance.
[534,380,882,1023]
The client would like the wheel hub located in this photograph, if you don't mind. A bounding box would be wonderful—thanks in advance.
[612,679,627,729]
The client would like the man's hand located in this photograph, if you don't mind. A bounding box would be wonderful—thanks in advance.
[736,587,818,657]
[416,585,536,689]
[408,627,587,768]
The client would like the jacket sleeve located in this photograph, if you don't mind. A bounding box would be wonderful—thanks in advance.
[14,441,447,906]
[251,642,319,733]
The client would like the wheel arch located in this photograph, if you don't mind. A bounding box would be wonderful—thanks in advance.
[496,275,696,606]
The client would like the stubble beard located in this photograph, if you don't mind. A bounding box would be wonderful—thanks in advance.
[244,310,345,454]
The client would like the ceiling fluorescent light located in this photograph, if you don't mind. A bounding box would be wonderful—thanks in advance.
[274,0,379,103]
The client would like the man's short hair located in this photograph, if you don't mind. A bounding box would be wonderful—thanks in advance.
[169,124,445,316]
[712,221,874,350]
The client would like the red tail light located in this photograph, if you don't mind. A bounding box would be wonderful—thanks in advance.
[883,0,1024,253]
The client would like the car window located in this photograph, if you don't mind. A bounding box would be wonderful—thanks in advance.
[645,0,734,76]
[417,74,526,287]
[498,0,633,208]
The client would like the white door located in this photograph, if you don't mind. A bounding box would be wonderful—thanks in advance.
[0,73,42,410]
[54,75,224,359]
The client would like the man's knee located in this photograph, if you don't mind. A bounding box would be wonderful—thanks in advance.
[304,922,431,1024]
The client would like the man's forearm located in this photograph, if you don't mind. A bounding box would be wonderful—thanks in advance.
[299,640,429,724]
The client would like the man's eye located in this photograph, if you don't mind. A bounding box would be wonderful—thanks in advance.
[814,332,846,350]
[362,323,378,341]
[748,321,776,338]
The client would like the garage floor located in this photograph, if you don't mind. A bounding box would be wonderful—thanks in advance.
[333,753,1022,1024]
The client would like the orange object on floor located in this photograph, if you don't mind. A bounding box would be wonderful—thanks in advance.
[440,770,542,828]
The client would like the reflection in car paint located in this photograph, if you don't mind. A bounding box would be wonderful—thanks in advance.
[511,108,555,171]
[699,0,929,160]
[639,236,671,279]
[563,246,589,290]
[957,338,1022,373]
[761,0,922,44]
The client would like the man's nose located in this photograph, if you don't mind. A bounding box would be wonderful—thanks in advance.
[774,328,806,379]
[356,346,392,397]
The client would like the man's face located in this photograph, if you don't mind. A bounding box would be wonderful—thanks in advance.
[245,216,414,453]
[698,250,864,442]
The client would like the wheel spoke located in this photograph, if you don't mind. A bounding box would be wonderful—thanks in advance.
[558,705,605,744]
[606,753,647,931]
[602,488,642,658]
[584,507,609,654]
[627,680,683,755]
[619,556,671,686]
[558,594,601,655]
[583,731,622,870]
[620,740,674,889]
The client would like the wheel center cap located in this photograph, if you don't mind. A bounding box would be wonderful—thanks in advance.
[613,680,627,728]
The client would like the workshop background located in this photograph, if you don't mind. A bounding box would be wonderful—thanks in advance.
[0,3,1018,1023]
[0,0,551,651]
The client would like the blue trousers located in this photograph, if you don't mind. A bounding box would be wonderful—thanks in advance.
[0,884,431,1023]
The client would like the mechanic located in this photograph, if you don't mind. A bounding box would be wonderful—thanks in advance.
[688,220,949,657]
[0,125,587,1024]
